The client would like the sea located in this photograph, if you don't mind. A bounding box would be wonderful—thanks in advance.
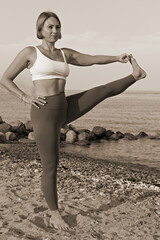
[0,88,160,171]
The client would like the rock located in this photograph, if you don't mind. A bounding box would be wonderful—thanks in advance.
[101,135,109,140]
[111,131,124,140]
[61,125,70,134]
[24,120,33,131]
[0,132,6,143]
[124,132,138,140]
[60,133,66,141]
[92,126,106,138]
[105,130,114,138]
[99,139,107,143]
[110,133,120,140]
[78,132,90,141]
[137,131,148,138]
[66,130,77,143]
[10,120,27,134]
[0,122,11,133]
[78,129,90,134]
[88,131,97,141]
[5,131,17,141]
[0,116,4,123]
[68,124,78,133]
[116,131,124,139]
[75,140,90,146]
[28,132,35,141]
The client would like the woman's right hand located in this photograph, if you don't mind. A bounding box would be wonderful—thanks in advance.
[22,93,47,109]
[117,53,130,63]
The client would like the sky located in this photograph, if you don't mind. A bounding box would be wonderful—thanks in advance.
[0,0,160,91]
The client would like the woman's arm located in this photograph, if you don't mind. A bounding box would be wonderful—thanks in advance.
[0,47,46,108]
[0,47,32,99]
[63,48,130,66]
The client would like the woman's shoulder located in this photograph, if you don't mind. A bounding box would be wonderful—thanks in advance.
[16,46,37,61]
[20,46,36,54]
[61,48,78,58]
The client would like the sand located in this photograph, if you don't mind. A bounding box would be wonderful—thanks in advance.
[0,142,160,240]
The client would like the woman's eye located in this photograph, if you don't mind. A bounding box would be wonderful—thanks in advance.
[48,25,60,29]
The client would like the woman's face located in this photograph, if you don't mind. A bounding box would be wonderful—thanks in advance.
[41,17,61,42]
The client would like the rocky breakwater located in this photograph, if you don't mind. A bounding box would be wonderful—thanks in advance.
[0,115,160,145]
[61,126,150,145]
[0,116,32,143]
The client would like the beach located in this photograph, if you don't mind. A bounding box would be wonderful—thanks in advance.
[0,141,160,240]
[1,0,160,238]
[0,89,160,239]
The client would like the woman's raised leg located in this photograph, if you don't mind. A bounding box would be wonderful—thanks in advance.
[64,56,146,125]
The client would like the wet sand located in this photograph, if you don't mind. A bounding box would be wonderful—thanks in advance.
[0,142,160,240]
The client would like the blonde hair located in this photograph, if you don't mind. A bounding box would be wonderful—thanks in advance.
[36,11,62,39]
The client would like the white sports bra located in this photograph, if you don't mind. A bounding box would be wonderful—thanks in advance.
[29,47,70,81]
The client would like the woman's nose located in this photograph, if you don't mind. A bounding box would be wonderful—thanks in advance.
[52,26,57,33]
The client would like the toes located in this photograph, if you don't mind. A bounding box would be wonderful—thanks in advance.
[129,54,133,63]
[63,224,70,230]
[50,222,69,230]
[129,54,136,64]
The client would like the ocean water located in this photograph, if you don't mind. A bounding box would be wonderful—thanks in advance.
[0,88,160,170]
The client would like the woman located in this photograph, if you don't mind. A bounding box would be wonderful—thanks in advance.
[1,11,146,230]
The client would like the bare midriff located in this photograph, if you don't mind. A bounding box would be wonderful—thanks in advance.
[33,78,66,97]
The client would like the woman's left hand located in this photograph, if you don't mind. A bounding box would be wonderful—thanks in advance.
[118,53,130,63]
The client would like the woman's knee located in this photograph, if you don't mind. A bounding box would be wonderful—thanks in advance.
[41,167,57,187]
[94,84,109,98]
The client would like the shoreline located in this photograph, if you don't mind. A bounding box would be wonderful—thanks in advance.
[0,142,160,239]
[60,143,160,175]
[1,141,160,175]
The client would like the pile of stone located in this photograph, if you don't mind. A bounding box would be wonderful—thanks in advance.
[0,116,33,143]
[0,115,152,145]
[60,125,149,145]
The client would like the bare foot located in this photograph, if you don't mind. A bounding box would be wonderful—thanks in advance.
[49,210,69,230]
[129,55,147,81]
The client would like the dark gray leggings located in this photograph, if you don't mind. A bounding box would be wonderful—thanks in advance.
[30,75,135,210]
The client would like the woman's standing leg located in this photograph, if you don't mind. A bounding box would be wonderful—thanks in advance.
[31,94,69,230]
[31,108,61,210]
[64,57,146,125]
